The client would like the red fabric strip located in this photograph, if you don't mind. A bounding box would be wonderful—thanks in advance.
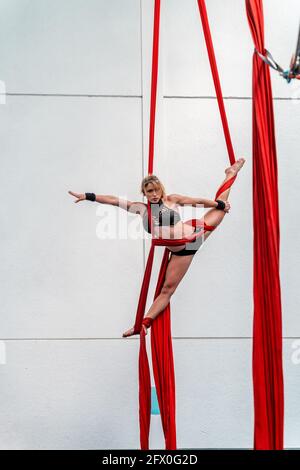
[148,0,161,176]
[196,0,236,166]
[245,0,284,450]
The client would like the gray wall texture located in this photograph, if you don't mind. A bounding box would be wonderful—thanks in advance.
[0,0,299,449]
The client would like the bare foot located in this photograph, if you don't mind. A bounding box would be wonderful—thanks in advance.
[225,157,245,177]
[122,325,147,337]
[122,327,135,338]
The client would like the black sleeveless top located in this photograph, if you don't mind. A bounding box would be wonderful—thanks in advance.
[142,198,181,234]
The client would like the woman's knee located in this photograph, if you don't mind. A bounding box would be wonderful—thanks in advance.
[161,283,176,297]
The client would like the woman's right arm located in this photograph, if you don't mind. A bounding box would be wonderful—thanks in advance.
[97,195,146,215]
[68,191,119,205]
[68,191,145,214]
[95,194,120,205]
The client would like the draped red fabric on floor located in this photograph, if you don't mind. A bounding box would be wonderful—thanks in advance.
[245,0,284,450]
[134,0,238,449]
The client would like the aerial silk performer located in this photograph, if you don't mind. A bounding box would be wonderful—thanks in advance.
[68,0,266,451]
[120,0,246,450]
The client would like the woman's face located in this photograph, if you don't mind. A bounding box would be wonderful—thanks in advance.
[144,182,162,203]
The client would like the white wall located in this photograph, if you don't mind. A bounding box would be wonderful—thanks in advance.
[0,0,299,449]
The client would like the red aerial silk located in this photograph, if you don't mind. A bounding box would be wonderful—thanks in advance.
[245,0,284,450]
[133,0,238,449]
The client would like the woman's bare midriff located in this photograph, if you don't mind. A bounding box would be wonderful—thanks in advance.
[140,201,196,253]
[152,222,196,253]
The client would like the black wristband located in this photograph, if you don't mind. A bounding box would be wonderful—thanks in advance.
[215,199,225,210]
[85,192,96,201]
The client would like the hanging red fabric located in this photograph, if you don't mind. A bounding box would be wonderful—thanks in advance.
[245,0,284,450]
[135,0,238,449]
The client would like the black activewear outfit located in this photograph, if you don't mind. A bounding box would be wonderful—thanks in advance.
[142,199,203,256]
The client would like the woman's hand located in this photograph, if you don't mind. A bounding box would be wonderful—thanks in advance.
[224,201,230,213]
[68,191,86,203]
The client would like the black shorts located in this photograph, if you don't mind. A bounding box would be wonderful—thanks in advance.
[170,226,203,257]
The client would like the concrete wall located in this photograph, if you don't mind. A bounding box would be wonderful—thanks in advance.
[0,0,299,449]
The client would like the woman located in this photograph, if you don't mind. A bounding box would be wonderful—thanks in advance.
[68,157,245,337]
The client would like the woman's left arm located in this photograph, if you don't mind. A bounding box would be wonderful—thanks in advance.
[168,194,218,208]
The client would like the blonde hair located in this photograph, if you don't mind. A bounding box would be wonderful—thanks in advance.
[140,174,166,198]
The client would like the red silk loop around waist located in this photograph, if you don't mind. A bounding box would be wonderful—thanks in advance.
[150,220,215,248]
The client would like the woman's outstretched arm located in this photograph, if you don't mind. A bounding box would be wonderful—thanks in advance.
[68,191,144,213]
[168,193,218,208]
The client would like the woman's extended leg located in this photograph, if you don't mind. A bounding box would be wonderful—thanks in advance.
[122,157,245,337]
[140,157,246,328]
[201,157,245,242]
[122,251,194,337]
